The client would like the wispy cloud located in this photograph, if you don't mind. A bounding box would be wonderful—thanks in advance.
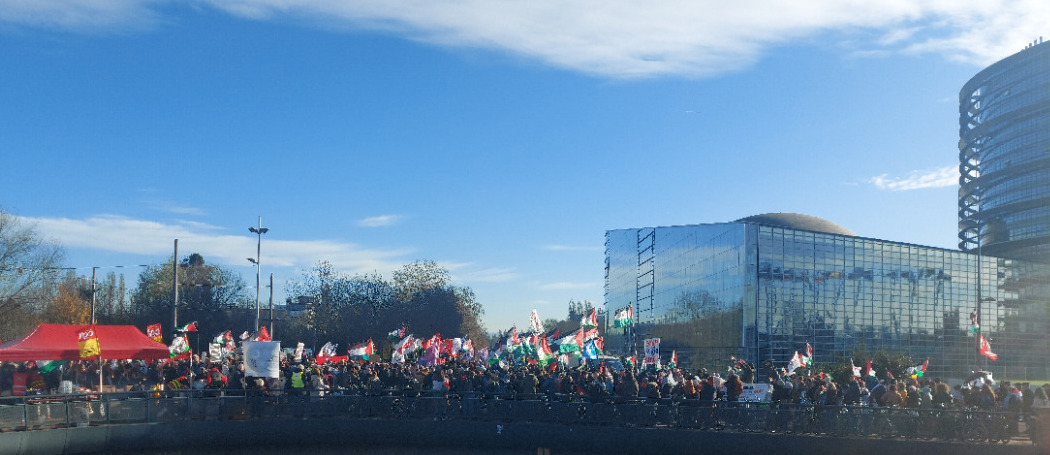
[21,214,412,275]
[538,281,601,291]
[868,165,957,191]
[449,263,518,281]
[357,214,403,228]
[5,1,1049,78]
[542,244,603,252]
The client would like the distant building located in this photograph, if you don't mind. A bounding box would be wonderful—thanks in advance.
[603,213,1050,380]
[959,38,1050,263]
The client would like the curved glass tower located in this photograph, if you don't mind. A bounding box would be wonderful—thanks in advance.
[959,39,1050,262]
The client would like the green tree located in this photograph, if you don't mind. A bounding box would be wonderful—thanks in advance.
[0,209,65,338]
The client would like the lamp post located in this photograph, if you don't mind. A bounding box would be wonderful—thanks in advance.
[247,217,268,332]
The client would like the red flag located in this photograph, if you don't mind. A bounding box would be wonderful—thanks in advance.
[146,323,163,343]
[979,335,998,360]
[254,326,271,342]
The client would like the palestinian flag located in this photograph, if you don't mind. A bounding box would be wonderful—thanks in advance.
[555,330,582,353]
[668,350,677,369]
[175,321,198,332]
[580,308,598,329]
[614,306,634,328]
[36,360,66,374]
[348,339,376,359]
[77,326,101,359]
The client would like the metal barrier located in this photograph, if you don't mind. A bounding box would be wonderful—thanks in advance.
[0,391,1030,445]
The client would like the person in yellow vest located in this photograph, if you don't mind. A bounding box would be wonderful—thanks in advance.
[290,364,307,403]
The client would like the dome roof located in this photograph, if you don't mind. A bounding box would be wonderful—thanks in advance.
[735,213,856,236]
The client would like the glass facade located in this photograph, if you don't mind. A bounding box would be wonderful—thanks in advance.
[959,40,1050,263]
[605,220,1050,380]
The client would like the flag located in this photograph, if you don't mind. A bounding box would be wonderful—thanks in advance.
[318,342,338,357]
[388,326,407,339]
[536,336,554,365]
[252,326,271,342]
[866,359,876,378]
[392,335,416,364]
[582,338,602,360]
[175,321,198,332]
[348,339,376,359]
[802,343,813,367]
[555,329,582,353]
[668,350,678,369]
[146,323,163,343]
[36,360,66,374]
[242,341,280,378]
[614,306,634,328]
[580,308,597,329]
[979,335,998,360]
[169,334,191,359]
[210,330,233,361]
[851,359,861,378]
[970,309,980,333]
[240,331,250,341]
[786,351,803,374]
[530,309,544,334]
[582,327,600,341]
[294,342,305,362]
[77,326,101,359]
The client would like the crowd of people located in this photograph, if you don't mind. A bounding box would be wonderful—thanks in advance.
[3,353,1049,418]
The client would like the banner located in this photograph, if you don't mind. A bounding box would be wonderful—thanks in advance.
[77,326,101,359]
[209,344,224,362]
[643,337,661,368]
[147,323,163,343]
[739,383,772,402]
[316,355,349,364]
[242,341,281,378]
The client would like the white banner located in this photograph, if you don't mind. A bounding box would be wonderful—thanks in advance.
[242,341,281,378]
[642,338,661,368]
[209,344,224,362]
[739,383,771,402]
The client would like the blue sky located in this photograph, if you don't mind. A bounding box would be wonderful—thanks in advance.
[1,1,1043,333]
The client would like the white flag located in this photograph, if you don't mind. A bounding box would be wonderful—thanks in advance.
[242,341,281,378]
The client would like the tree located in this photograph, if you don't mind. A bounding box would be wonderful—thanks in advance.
[282,260,487,350]
[129,253,250,332]
[0,209,65,338]
[42,272,91,324]
[392,259,450,301]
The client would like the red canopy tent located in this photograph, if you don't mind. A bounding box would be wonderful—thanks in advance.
[0,324,170,361]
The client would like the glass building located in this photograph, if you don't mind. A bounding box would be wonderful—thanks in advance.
[604,213,1050,380]
[959,38,1050,263]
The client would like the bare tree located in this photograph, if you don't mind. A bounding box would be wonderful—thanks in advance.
[0,209,65,337]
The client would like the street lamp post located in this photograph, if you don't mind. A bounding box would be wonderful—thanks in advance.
[247,217,268,332]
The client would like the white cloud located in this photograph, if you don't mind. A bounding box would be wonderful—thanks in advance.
[0,0,160,31]
[868,165,957,191]
[357,214,403,227]
[21,214,412,275]
[538,281,601,291]
[5,0,1050,77]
